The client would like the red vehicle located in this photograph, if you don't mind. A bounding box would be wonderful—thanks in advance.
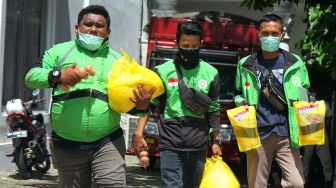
[128,17,260,171]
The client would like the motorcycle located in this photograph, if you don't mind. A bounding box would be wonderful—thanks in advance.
[5,89,51,179]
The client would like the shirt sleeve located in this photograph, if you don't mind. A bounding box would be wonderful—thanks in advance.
[25,47,58,89]
[300,62,310,89]
[207,73,220,130]
[234,61,247,106]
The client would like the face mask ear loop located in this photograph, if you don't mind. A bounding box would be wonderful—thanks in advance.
[104,33,109,42]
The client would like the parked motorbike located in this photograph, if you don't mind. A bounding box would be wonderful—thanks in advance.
[5,89,51,179]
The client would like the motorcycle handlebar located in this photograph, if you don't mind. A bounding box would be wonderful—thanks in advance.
[35,98,47,103]
[24,98,47,108]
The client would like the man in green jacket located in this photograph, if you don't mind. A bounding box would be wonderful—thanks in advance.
[235,14,310,188]
[25,5,153,188]
[133,21,222,188]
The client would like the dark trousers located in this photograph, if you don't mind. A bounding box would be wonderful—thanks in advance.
[301,130,333,183]
[50,135,126,188]
[160,149,206,188]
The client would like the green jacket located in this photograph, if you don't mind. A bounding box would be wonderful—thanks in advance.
[156,60,220,120]
[234,50,310,148]
[154,60,220,151]
[25,39,122,142]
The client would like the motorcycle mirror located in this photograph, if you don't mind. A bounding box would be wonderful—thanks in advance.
[32,89,40,97]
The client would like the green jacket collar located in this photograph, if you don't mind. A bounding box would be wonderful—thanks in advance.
[74,38,110,55]
[241,49,300,75]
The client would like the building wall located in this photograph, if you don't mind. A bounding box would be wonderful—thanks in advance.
[0,0,6,126]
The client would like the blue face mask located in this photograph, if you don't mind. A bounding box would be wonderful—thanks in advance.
[78,32,105,51]
[260,36,281,52]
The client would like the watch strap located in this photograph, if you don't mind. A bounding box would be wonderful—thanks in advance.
[48,70,61,88]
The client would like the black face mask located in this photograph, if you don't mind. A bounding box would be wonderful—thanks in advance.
[176,48,200,69]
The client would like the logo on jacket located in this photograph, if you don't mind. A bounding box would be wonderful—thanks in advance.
[198,79,207,89]
[244,82,250,90]
[168,78,178,87]
[292,77,301,86]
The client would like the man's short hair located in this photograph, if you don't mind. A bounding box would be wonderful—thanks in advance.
[78,5,110,29]
[258,14,284,32]
[176,21,203,43]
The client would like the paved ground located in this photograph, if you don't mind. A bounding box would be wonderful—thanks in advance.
[0,125,10,143]
[0,148,330,188]
[0,153,161,188]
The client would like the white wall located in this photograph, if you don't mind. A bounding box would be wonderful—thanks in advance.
[0,0,7,125]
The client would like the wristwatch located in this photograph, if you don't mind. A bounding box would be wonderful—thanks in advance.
[48,70,61,88]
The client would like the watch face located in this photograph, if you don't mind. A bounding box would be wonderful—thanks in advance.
[52,70,60,77]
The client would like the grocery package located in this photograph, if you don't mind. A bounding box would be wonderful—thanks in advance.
[139,151,150,169]
[200,157,240,188]
[227,106,261,152]
[107,49,165,113]
[293,100,325,146]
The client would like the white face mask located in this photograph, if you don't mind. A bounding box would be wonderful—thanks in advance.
[78,32,105,51]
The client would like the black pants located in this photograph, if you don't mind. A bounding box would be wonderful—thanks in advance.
[301,130,333,183]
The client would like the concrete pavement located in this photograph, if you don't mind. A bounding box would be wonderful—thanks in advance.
[0,149,161,188]
[0,125,10,143]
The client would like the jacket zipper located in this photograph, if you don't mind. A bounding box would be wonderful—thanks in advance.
[87,88,92,140]
[85,54,96,141]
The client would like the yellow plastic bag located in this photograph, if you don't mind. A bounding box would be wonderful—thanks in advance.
[107,49,165,113]
[227,106,261,152]
[200,157,240,188]
[293,100,325,146]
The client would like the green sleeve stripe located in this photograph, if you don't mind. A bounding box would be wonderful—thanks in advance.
[150,99,160,106]
[208,99,220,112]
[25,67,52,89]
[110,50,122,60]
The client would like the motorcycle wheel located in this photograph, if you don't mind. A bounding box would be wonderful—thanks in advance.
[34,157,51,173]
[15,147,32,179]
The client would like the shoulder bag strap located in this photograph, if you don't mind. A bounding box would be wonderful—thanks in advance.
[174,62,183,80]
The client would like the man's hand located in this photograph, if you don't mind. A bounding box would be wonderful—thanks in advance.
[133,133,148,157]
[242,100,249,107]
[212,143,222,157]
[60,62,83,86]
[309,96,316,103]
[130,84,156,110]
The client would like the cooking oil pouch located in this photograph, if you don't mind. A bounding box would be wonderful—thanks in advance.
[293,100,325,146]
[227,106,261,152]
[107,49,165,113]
[200,156,240,188]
